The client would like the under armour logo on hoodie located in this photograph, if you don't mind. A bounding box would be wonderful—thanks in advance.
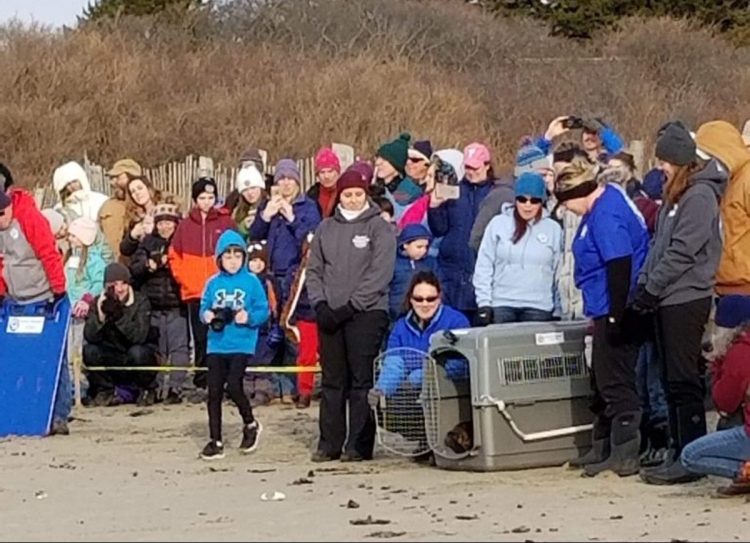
[215,289,246,309]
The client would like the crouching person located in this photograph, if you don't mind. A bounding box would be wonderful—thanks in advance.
[199,231,269,460]
[680,296,750,496]
[83,263,158,406]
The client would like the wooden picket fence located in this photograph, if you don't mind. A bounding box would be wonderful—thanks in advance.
[36,143,356,210]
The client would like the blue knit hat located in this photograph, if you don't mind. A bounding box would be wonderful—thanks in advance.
[273,158,301,184]
[515,138,551,178]
[398,223,432,246]
[514,172,547,202]
[716,295,750,329]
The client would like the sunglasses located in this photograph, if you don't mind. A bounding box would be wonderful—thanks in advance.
[516,196,543,205]
[411,295,439,303]
[407,156,427,164]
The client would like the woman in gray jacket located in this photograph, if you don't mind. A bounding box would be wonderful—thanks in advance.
[306,169,397,462]
[634,122,727,485]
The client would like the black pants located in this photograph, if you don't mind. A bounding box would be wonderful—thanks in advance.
[207,354,254,442]
[590,311,641,419]
[187,300,209,388]
[83,343,157,395]
[656,298,711,409]
[318,310,389,458]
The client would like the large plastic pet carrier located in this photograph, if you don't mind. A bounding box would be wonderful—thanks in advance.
[425,321,594,471]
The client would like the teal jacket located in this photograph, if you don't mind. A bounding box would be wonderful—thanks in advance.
[65,241,111,304]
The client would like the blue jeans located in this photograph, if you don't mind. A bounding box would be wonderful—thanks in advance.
[681,426,750,480]
[52,347,71,425]
[635,341,667,423]
[493,307,553,324]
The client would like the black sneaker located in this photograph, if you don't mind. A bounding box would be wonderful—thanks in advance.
[240,421,262,454]
[200,440,225,460]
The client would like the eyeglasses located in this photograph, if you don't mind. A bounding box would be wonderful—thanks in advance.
[516,196,543,205]
[411,295,439,303]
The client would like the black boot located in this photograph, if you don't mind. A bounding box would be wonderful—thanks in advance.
[570,416,611,468]
[584,411,641,477]
[640,419,670,468]
[640,403,706,485]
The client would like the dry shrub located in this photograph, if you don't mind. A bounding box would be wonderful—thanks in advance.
[0,0,748,187]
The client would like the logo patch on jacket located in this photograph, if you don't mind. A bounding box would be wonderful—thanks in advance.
[215,289,246,309]
[9,227,19,240]
[352,235,371,249]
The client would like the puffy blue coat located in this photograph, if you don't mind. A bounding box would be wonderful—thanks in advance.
[248,194,321,281]
[375,304,470,396]
[428,178,494,312]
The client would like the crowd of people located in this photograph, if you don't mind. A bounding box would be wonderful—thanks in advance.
[1,115,749,493]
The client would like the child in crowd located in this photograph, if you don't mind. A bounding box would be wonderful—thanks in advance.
[129,203,189,404]
[389,224,437,321]
[374,196,395,225]
[199,230,269,460]
[245,240,281,406]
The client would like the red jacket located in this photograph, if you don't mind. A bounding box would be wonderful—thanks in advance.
[711,331,750,437]
[168,206,235,301]
[0,189,66,298]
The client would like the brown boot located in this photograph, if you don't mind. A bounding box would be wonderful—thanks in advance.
[295,394,312,409]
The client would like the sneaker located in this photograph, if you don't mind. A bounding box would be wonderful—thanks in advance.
[200,440,225,460]
[240,421,262,454]
[295,394,312,409]
[164,389,183,405]
[93,390,119,407]
[50,419,69,436]
[137,389,157,407]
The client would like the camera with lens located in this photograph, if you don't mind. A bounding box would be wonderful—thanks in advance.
[148,247,166,269]
[562,116,584,130]
[210,307,237,333]
[101,285,125,322]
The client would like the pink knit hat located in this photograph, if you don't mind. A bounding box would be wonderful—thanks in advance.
[68,217,98,247]
[314,148,341,174]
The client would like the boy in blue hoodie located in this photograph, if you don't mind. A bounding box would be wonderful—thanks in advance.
[199,230,270,460]
[389,224,437,320]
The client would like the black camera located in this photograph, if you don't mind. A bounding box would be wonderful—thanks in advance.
[148,248,166,268]
[101,286,124,322]
[562,116,584,130]
[210,307,236,333]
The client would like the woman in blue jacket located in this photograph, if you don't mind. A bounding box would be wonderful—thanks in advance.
[473,172,562,325]
[428,142,495,322]
[373,271,469,398]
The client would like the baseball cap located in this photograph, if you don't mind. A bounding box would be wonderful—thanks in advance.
[107,158,142,178]
[463,143,491,170]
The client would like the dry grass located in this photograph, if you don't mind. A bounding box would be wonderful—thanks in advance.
[0,0,748,187]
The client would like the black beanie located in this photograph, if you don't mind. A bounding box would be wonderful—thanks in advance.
[655,123,696,167]
[192,177,218,202]
[0,163,13,191]
[104,263,131,285]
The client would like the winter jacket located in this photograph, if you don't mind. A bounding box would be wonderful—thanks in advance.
[248,194,321,281]
[307,203,397,313]
[639,161,727,307]
[97,197,127,262]
[168,206,235,301]
[711,331,750,437]
[473,205,562,314]
[129,233,182,310]
[0,189,66,303]
[284,262,315,323]
[375,304,469,396]
[84,287,152,353]
[469,176,515,252]
[200,230,270,356]
[696,121,750,296]
[307,182,338,219]
[65,241,110,305]
[389,254,437,319]
[428,178,494,311]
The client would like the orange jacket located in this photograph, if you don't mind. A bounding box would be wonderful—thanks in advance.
[168,207,235,301]
[696,121,750,296]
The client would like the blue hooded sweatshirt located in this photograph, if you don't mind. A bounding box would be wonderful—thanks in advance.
[200,230,270,355]
[389,224,437,318]
[473,204,563,314]
[375,304,469,396]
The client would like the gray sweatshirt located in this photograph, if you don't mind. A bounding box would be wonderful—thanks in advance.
[639,160,727,307]
[469,178,515,252]
[0,218,53,303]
[307,203,397,313]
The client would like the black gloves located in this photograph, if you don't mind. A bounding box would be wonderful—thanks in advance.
[475,307,493,327]
[315,302,339,333]
[316,302,357,333]
[632,284,659,314]
[101,295,124,322]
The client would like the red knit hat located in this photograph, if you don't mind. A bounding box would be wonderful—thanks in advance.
[314,147,341,174]
[336,170,370,197]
